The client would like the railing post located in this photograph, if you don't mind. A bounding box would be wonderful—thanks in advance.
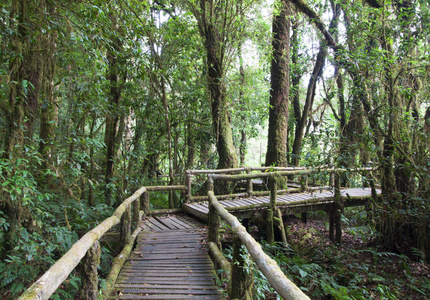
[246,168,253,196]
[185,171,193,202]
[120,205,132,246]
[366,171,377,224]
[329,205,335,241]
[334,172,342,245]
[266,208,274,244]
[229,235,253,300]
[269,176,277,208]
[208,202,220,248]
[266,176,277,244]
[132,198,140,229]
[141,191,150,217]
[300,174,308,192]
[207,174,214,193]
[80,240,101,300]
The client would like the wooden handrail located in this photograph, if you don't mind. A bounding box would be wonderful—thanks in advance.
[19,184,187,300]
[209,167,375,181]
[207,191,310,300]
[185,167,376,202]
[19,187,146,300]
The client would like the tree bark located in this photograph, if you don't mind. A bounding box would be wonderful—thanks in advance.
[190,0,239,170]
[266,0,291,167]
[104,38,122,207]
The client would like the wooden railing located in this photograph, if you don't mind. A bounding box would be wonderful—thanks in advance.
[19,185,186,300]
[203,167,377,245]
[185,166,309,202]
[207,190,310,300]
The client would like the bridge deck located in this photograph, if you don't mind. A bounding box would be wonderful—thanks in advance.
[110,215,223,299]
[184,187,378,221]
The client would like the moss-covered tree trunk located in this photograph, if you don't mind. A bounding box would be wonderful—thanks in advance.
[104,39,122,207]
[205,27,238,170]
[190,0,239,171]
[266,0,290,167]
[2,0,53,259]
[38,1,57,171]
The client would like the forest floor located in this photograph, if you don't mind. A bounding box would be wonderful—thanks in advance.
[218,211,430,299]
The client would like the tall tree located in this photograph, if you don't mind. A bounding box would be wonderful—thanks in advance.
[188,0,241,169]
[266,0,291,167]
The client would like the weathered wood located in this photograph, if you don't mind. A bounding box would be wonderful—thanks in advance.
[145,185,186,191]
[246,168,253,195]
[142,192,150,217]
[208,241,231,280]
[275,208,288,245]
[229,236,253,300]
[121,205,132,246]
[329,206,335,241]
[266,209,274,244]
[103,211,143,299]
[269,176,277,208]
[149,208,183,215]
[112,216,222,299]
[19,186,147,300]
[80,240,101,300]
[208,191,310,300]
[132,198,140,228]
[334,173,342,245]
[207,175,214,192]
[188,166,306,175]
[209,167,375,181]
[185,171,193,202]
[300,175,308,192]
[208,203,220,247]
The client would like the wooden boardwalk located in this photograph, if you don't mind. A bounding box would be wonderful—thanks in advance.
[110,215,223,299]
[184,187,379,221]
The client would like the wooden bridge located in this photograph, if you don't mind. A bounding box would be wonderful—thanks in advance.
[19,166,379,300]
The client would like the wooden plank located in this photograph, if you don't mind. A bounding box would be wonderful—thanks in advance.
[112,215,222,300]
[115,288,222,295]
[109,295,222,299]
[116,278,216,285]
[114,284,220,290]
[168,217,195,229]
[147,218,172,231]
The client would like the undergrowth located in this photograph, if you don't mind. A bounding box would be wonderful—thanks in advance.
[218,209,430,299]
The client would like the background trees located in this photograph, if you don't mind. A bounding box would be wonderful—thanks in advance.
[0,0,429,297]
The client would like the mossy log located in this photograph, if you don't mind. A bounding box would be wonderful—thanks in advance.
[208,241,231,280]
[102,211,144,299]
[150,208,183,215]
[210,167,374,181]
[188,166,307,174]
[145,185,186,191]
[266,209,274,244]
[208,191,310,300]
[80,240,101,299]
[18,187,147,300]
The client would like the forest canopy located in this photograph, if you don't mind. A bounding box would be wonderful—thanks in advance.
[0,0,429,298]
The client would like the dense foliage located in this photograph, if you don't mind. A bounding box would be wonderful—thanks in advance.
[0,0,429,298]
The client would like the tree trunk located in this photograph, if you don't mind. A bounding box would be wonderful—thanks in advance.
[291,41,326,166]
[266,0,291,167]
[104,41,122,207]
[206,28,239,170]
[185,121,195,170]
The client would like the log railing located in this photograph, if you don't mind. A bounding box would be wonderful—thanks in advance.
[19,185,186,300]
[185,166,309,202]
[207,190,311,300]
[204,167,377,245]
